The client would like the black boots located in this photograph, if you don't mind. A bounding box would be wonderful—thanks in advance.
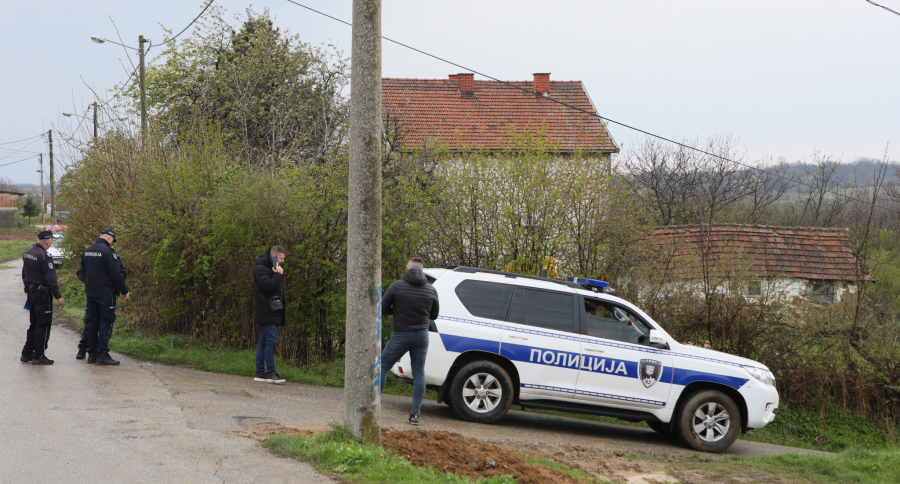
[87,352,97,364]
[20,354,32,363]
[31,355,54,365]
[76,349,86,360]
[95,352,120,366]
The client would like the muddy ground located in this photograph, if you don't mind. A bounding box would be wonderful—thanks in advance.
[0,230,34,241]
[257,425,807,484]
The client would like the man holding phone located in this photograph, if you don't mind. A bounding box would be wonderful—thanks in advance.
[253,246,286,384]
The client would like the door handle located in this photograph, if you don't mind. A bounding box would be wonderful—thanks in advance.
[508,335,529,341]
[585,347,605,353]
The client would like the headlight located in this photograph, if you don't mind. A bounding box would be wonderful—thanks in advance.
[744,366,776,387]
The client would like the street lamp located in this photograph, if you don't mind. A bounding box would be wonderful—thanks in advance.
[92,35,149,143]
[62,102,99,138]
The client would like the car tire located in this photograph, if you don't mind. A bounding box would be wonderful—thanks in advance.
[449,360,513,423]
[676,390,741,453]
[646,420,670,434]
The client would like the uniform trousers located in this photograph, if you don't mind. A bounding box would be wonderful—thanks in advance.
[22,291,53,358]
[81,293,117,354]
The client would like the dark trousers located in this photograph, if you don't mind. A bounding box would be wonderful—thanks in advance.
[255,324,278,376]
[81,293,117,354]
[379,329,430,416]
[22,291,53,358]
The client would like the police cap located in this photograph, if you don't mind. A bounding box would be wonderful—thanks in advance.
[38,230,53,240]
[100,228,117,242]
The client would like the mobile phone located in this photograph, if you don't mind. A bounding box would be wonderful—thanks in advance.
[272,256,279,270]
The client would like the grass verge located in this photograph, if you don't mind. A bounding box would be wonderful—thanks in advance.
[264,425,516,484]
[669,448,900,484]
[0,240,32,262]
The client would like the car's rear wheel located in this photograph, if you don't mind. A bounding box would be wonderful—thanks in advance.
[676,390,741,453]
[449,361,513,423]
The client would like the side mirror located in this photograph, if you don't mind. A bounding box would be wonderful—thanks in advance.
[649,330,667,348]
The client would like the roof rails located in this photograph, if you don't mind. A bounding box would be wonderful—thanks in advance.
[445,266,583,289]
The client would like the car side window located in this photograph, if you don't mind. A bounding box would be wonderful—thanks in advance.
[507,287,577,333]
[455,280,515,320]
[582,298,652,345]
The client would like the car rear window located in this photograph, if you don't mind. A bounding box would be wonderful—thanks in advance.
[507,287,576,333]
[455,280,515,320]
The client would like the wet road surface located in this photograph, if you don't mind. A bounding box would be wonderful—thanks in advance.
[0,259,830,483]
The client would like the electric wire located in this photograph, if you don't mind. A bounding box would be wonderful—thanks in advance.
[0,154,40,169]
[159,0,215,45]
[0,138,42,162]
[283,0,900,215]
[0,134,43,146]
[866,0,900,16]
[0,147,43,154]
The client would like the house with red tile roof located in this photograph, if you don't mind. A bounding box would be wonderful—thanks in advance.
[649,224,872,305]
[381,73,618,166]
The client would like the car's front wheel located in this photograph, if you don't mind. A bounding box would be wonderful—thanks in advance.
[676,390,741,453]
[449,361,513,423]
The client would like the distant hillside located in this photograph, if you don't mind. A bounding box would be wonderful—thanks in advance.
[782,158,899,189]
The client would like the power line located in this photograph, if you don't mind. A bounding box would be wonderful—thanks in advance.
[0,134,43,146]
[160,0,215,45]
[0,154,40,169]
[0,138,42,162]
[0,147,43,154]
[283,0,900,215]
[866,0,900,16]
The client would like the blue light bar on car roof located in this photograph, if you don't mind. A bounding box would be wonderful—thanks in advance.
[567,277,609,289]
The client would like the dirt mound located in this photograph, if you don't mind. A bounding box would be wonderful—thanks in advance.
[0,232,34,241]
[381,428,579,484]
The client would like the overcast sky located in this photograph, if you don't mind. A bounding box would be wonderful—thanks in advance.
[1,0,898,185]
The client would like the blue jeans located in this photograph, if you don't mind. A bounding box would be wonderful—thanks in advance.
[256,324,278,376]
[379,329,430,416]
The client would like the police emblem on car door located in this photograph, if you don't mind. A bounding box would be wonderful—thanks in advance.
[640,359,662,388]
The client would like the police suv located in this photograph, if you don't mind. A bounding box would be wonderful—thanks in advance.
[390,266,778,453]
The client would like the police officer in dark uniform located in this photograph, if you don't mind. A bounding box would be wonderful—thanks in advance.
[76,228,129,366]
[21,230,65,365]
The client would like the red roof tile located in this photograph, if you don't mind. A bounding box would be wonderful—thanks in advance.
[382,77,618,153]
[650,225,873,282]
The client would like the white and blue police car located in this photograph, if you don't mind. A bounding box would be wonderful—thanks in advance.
[390,266,779,453]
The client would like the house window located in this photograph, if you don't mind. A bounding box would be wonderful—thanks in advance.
[747,280,762,297]
[808,282,835,305]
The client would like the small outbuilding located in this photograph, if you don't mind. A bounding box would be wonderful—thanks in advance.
[0,190,25,229]
[650,224,873,305]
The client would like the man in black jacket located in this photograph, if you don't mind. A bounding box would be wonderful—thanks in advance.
[378,257,439,425]
[253,246,286,384]
[21,230,65,365]
[76,228,129,366]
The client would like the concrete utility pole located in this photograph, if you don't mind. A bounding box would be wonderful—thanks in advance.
[139,35,148,144]
[38,154,44,222]
[48,130,54,223]
[93,101,98,139]
[344,0,383,445]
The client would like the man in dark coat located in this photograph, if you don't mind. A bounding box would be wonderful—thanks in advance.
[21,230,65,365]
[253,246,286,384]
[76,228,129,366]
[378,257,439,425]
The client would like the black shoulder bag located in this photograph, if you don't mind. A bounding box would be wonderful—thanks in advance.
[255,273,284,312]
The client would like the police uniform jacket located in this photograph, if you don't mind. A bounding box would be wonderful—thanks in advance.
[76,238,129,297]
[253,250,285,326]
[22,243,62,299]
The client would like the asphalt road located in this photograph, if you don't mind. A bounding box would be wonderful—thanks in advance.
[0,259,831,483]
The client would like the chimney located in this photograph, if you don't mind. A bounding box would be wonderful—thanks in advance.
[448,74,459,81]
[458,73,474,97]
[533,73,551,97]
